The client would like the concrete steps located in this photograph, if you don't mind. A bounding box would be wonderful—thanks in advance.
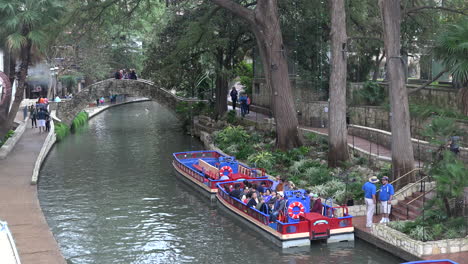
[391,191,435,221]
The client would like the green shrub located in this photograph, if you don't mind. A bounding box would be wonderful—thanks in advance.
[55,123,70,142]
[71,111,89,132]
[247,151,275,170]
[352,81,386,106]
[226,110,237,124]
[0,130,14,147]
[214,126,250,150]
[235,61,253,95]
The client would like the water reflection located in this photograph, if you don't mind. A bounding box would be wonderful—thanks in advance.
[39,102,401,264]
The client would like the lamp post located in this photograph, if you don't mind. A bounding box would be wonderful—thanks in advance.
[48,66,59,99]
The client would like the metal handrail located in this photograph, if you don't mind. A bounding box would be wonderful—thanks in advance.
[388,168,422,186]
[393,175,429,196]
[407,187,435,206]
[405,187,435,219]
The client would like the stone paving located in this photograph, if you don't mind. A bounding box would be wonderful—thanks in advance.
[0,122,65,264]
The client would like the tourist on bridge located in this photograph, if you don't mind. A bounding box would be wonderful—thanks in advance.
[379,176,394,224]
[362,176,379,228]
[114,69,122,79]
[447,135,460,155]
[129,69,138,80]
[230,87,238,110]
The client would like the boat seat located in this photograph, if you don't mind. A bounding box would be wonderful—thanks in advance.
[193,164,203,172]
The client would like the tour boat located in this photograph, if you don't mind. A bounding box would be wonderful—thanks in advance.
[215,179,355,248]
[401,260,458,264]
[0,221,21,264]
[172,150,268,199]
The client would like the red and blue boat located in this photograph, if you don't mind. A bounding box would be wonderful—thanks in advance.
[401,260,458,264]
[172,150,268,199]
[216,179,355,248]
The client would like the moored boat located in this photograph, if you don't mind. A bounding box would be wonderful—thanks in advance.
[401,260,458,264]
[172,150,268,199]
[215,179,355,248]
[0,221,21,264]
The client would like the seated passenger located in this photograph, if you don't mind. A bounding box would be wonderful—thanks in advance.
[257,181,267,194]
[229,183,242,200]
[269,191,286,222]
[246,192,259,208]
[311,194,323,214]
[263,189,272,203]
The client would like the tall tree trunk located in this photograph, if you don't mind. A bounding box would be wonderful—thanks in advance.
[211,0,302,150]
[379,0,415,189]
[328,0,349,167]
[7,40,32,127]
[0,72,12,138]
[215,49,228,118]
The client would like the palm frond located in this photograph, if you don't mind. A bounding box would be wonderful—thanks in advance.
[7,32,27,50]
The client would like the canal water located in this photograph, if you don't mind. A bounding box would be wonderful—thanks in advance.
[38,101,402,264]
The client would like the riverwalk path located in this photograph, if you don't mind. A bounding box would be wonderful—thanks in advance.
[0,97,149,264]
[230,106,394,159]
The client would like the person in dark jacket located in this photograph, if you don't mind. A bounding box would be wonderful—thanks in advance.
[114,70,122,79]
[129,69,138,80]
[230,87,238,110]
[229,183,242,200]
[246,192,259,208]
[29,105,37,128]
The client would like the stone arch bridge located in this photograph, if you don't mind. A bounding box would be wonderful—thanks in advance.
[55,79,206,125]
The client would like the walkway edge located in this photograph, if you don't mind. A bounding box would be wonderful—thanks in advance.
[31,112,56,184]
[0,120,28,160]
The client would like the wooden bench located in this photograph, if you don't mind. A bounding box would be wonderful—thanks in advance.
[198,159,219,179]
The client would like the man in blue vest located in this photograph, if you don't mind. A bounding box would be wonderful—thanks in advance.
[362,176,379,227]
[379,176,394,223]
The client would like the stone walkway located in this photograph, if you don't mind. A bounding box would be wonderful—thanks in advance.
[230,106,393,160]
[0,122,65,263]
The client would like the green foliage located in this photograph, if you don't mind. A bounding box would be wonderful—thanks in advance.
[71,111,89,132]
[388,216,467,241]
[214,126,250,150]
[433,18,468,86]
[422,117,460,146]
[226,110,238,124]
[351,81,386,106]
[247,151,275,171]
[428,151,468,217]
[0,130,14,147]
[55,122,69,142]
[235,62,253,95]
[409,103,468,121]
[310,180,347,204]
[59,75,79,92]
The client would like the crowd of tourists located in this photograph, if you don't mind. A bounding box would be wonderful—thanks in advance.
[24,97,51,133]
[225,177,323,223]
[114,69,138,80]
[230,87,251,117]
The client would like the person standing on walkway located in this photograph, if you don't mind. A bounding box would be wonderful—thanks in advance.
[230,87,238,110]
[29,105,37,128]
[36,108,48,133]
[246,94,251,114]
[362,176,379,227]
[23,105,28,121]
[379,176,394,224]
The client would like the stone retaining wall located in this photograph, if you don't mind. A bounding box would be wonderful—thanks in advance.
[0,120,27,159]
[31,112,56,184]
[371,224,468,257]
